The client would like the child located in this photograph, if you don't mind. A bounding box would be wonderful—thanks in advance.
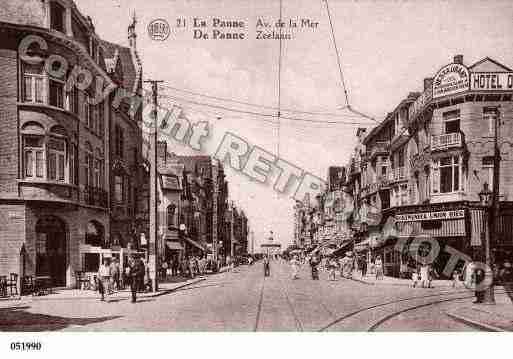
[412,269,420,288]
[452,270,460,288]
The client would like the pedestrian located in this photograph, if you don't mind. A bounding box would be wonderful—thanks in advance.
[309,254,320,280]
[420,263,430,288]
[361,256,368,277]
[452,269,461,288]
[97,258,111,302]
[328,257,337,281]
[263,255,270,277]
[375,256,383,280]
[110,258,120,291]
[188,257,195,278]
[412,267,420,288]
[128,256,144,303]
[290,255,300,279]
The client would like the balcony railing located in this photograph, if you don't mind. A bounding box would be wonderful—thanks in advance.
[350,160,361,175]
[389,167,407,182]
[431,132,462,151]
[83,186,108,208]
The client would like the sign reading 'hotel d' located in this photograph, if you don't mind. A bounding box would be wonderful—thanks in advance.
[433,63,470,99]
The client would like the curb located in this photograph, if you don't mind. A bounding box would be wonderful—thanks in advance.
[148,277,206,297]
[446,311,506,332]
[346,276,375,286]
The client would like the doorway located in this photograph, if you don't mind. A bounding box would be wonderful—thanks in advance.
[35,216,67,287]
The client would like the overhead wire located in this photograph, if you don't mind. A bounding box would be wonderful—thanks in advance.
[158,83,361,119]
[157,93,376,125]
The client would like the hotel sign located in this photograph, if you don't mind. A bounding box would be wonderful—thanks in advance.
[470,72,513,91]
[433,63,470,99]
[396,209,465,222]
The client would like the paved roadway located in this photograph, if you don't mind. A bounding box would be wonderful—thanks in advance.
[0,260,479,331]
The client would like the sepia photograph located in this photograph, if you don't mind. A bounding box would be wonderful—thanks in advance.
[1,0,513,354]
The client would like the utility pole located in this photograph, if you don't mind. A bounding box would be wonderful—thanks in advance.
[144,79,164,293]
[230,202,235,258]
[483,107,501,304]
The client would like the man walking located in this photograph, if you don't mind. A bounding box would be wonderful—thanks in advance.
[263,255,270,277]
[97,258,111,302]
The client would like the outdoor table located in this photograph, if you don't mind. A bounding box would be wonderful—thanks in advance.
[33,276,52,296]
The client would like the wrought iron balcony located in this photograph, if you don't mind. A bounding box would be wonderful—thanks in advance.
[83,186,108,208]
[431,132,463,151]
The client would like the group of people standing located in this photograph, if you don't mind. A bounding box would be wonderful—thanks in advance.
[160,256,214,279]
[97,256,146,303]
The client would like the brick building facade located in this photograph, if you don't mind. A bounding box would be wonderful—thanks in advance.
[0,0,143,288]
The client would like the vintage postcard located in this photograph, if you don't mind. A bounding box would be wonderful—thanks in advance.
[1,0,513,352]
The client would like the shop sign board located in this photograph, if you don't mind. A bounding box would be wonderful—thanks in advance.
[395,209,465,222]
[470,72,513,91]
[433,63,470,99]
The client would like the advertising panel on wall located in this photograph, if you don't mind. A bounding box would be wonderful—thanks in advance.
[470,72,513,91]
[432,63,470,98]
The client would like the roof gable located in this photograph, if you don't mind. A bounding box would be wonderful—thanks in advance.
[469,57,512,72]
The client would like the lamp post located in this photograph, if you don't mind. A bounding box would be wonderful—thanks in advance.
[478,182,495,304]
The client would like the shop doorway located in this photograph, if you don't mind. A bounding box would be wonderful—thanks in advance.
[35,216,67,287]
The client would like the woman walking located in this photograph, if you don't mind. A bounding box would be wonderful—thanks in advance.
[97,258,111,302]
[375,255,384,280]
[290,255,300,279]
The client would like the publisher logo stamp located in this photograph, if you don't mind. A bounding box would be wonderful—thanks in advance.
[148,19,170,41]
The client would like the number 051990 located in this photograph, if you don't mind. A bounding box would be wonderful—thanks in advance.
[10,342,42,351]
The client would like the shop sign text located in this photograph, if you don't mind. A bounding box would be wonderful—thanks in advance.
[395,209,465,222]
[433,63,469,99]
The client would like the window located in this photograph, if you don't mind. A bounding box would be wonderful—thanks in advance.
[49,79,64,108]
[443,110,460,134]
[66,87,79,114]
[84,95,91,127]
[482,156,494,187]
[434,156,461,194]
[47,138,65,181]
[114,175,124,203]
[50,1,65,32]
[84,143,93,187]
[98,102,104,137]
[69,143,76,184]
[483,107,498,135]
[23,63,45,103]
[398,148,405,167]
[24,136,45,178]
[115,125,124,158]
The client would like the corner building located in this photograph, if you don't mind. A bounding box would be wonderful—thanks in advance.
[0,0,143,288]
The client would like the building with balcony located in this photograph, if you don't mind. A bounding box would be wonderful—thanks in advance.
[0,0,144,288]
[347,55,513,278]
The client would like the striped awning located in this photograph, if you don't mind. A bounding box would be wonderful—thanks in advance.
[395,218,466,238]
[470,209,486,246]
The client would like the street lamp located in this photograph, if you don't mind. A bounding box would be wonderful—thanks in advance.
[478,182,495,304]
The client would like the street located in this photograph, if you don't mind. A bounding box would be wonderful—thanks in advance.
[0,261,482,331]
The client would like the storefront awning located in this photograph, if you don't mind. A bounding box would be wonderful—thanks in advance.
[395,218,465,238]
[166,241,184,251]
[183,237,205,251]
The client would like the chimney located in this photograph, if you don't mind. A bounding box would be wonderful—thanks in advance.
[157,141,167,163]
[128,11,137,49]
[423,78,433,91]
[453,54,463,64]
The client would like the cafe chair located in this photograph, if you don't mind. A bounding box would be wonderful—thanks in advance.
[21,276,34,296]
[7,273,18,296]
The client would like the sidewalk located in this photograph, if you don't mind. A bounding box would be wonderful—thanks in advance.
[1,276,205,303]
[349,272,454,288]
[446,289,513,331]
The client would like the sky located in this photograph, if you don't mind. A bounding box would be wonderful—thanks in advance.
[75,0,513,251]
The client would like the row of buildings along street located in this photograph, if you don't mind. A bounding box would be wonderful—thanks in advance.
[0,0,249,292]
[294,54,513,279]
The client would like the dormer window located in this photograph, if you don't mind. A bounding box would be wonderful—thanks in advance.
[50,2,66,33]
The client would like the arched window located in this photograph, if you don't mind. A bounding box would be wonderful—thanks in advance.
[167,204,176,227]
[94,148,103,188]
[22,122,45,179]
